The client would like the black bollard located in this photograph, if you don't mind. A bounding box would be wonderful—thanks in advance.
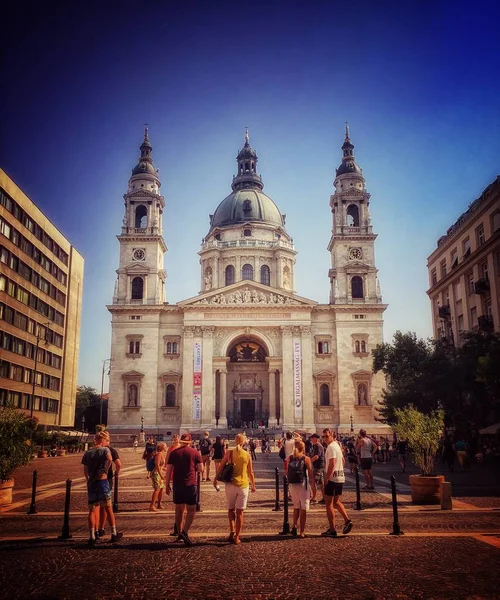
[196,470,201,512]
[354,465,362,511]
[278,475,290,535]
[273,467,281,511]
[113,471,119,513]
[389,475,403,535]
[58,479,73,540]
[27,469,38,515]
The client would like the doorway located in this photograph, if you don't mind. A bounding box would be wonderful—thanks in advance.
[240,398,255,424]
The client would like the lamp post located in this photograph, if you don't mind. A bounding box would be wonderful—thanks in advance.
[350,414,354,434]
[82,415,86,432]
[140,415,145,443]
[30,322,50,419]
[99,358,111,425]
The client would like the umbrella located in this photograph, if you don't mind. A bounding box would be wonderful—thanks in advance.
[479,423,500,435]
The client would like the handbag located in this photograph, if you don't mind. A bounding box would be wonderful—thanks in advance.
[218,451,234,483]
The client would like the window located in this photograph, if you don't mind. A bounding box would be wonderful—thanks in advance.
[316,337,332,355]
[131,277,144,300]
[355,340,360,353]
[493,212,500,233]
[462,238,471,258]
[480,261,488,280]
[470,307,477,328]
[457,314,464,331]
[440,260,447,278]
[361,340,366,353]
[243,229,252,237]
[320,384,330,406]
[225,265,235,286]
[451,249,458,268]
[165,384,176,407]
[164,336,180,356]
[467,272,474,294]
[351,276,364,299]
[476,224,485,247]
[346,204,360,227]
[128,340,141,355]
[242,263,253,280]
[135,205,148,229]
[431,268,437,285]
[260,265,270,286]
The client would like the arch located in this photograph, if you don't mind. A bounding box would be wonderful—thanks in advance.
[351,276,364,299]
[242,263,253,281]
[283,265,291,288]
[347,204,359,227]
[225,265,235,286]
[260,265,270,286]
[135,205,148,229]
[220,331,272,359]
[355,340,360,353]
[165,384,176,407]
[131,277,144,300]
[228,339,267,362]
[204,266,212,290]
[320,383,330,406]
[361,340,366,353]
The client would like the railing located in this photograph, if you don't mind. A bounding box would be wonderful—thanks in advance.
[474,278,490,294]
[201,239,294,251]
[438,305,451,319]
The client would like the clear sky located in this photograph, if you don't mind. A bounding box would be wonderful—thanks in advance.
[1,0,499,391]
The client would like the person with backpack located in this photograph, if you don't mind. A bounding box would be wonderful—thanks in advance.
[308,433,325,504]
[199,431,213,481]
[285,439,316,538]
[142,436,156,479]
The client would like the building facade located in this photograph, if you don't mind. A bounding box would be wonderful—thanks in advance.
[427,176,500,343]
[0,170,84,426]
[107,127,389,439]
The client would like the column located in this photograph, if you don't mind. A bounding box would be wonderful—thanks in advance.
[281,326,293,428]
[268,367,277,425]
[219,368,227,427]
[201,326,214,427]
[180,326,194,430]
[301,326,315,429]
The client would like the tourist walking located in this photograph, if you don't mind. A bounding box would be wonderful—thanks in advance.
[397,438,409,473]
[308,433,325,503]
[455,438,468,470]
[356,429,376,490]
[98,435,122,538]
[165,433,202,546]
[321,428,353,537]
[212,435,225,471]
[143,436,156,478]
[249,437,257,461]
[286,440,316,537]
[213,433,256,545]
[442,436,455,472]
[82,431,123,546]
[199,431,213,481]
[346,437,358,474]
[149,441,167,511]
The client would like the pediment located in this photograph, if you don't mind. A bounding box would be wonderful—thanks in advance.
[351,369,371,377]
[179,281,317,307]
[121,370,145,378]
[158,370,182,378]
[124,263,151,274]
[313,370,335,378]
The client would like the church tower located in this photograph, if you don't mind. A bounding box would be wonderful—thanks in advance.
[328,125,382,306]
[113,127,167,305]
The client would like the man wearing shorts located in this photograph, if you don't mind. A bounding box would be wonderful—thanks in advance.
[166,433,202,546]
[81,431,123,546]
[321,428,353,537]
[199,431,213,481]
[308,433,325,504]
[356,428,376,489]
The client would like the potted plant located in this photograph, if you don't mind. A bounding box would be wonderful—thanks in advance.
[393,405,445,504]
[0,406,38,506]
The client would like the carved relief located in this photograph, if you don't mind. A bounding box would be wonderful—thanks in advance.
[194,287,300,306]
[281,326,293,337]
[183,326,195,338]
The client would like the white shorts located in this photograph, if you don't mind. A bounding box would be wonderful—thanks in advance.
[225,483,249,510]
[289,482,310,510]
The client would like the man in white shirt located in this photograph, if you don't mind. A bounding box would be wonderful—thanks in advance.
[321,428,353,537]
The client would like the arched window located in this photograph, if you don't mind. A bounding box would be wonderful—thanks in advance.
[260,265,270,286]
[351,276,364,299]
[242,263,253,280]
[320,383,330,406]
[347,204,360,227]
[225,265,235,286]
[165,384,176,407]
[355,340,360,353]
[361,340,366,353]
[323,341,329,353]
[131,277,144,300]
[135,205,148,229]
[172,342,178,354]
[166,342,172,354]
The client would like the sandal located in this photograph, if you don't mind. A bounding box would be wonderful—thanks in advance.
[227,531,235,542]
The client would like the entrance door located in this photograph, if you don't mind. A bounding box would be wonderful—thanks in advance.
[240,398,255,424]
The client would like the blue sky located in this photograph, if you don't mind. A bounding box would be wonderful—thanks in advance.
[1,0,499,391]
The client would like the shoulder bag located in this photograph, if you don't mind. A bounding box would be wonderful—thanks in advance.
[218,450,234,483]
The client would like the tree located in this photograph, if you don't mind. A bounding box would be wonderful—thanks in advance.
[74,385,101,430]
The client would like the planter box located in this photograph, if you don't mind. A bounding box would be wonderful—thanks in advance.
[37,451,48,459]
[56,449,66,456]
[409,474,445,504]
[0,478,14,507]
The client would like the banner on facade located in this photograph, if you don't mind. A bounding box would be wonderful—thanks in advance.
[193,340,202,421]
[293,338,302,419]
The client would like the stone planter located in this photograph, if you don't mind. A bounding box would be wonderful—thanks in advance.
[409,474,445,504]
[0,479,14,507]
[56,449,66,456]
[37,450,48,459]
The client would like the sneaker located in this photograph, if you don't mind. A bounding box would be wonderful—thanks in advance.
[291,526,298,537]
[342,520,353,535]
[97,529,106,538]
[110,532,123,543]
[179,530,193,547]
[321,528,337,537]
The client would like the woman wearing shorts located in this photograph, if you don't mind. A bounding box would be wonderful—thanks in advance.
[212,435,225,470]
[149,442,167,511]
[285,440,316,538]
[213,433,256,545]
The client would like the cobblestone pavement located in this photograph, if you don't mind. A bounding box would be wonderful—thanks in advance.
[1,448,500,599]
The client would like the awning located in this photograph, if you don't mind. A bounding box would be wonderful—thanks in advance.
[479,423,500,435]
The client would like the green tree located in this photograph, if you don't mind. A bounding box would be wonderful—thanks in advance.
[0,406,38,481]
[74,385,100,429]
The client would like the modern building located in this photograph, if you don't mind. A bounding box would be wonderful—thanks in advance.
[107,127,389,439]
[427,176,500,343]
[0,170,84,426]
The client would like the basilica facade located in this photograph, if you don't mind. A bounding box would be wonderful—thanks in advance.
[107,127,389,438]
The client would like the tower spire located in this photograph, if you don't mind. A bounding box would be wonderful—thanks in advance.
[231,130,263,192]
[245,127,249,145]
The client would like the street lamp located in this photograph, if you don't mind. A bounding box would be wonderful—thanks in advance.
[30,322,50,419]
[350,414,354,434]
[82,414,86,432]
[99,358,112,425]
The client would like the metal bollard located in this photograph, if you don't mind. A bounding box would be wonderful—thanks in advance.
[389,475,403,535]
[113,471,119,513]
[58,479,73,540]
[273,467,281,511]
[278,475,290,535]
[196,470,201,512]
[354,466,362,510]
[27,469,38,515]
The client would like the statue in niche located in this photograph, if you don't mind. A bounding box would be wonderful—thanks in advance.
[204,271,212,290]
[358,384,367,406]
[128,384,138,407]
[283,267,291,288]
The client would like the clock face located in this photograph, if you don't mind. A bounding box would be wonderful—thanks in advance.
[349,247,363,260]
[132,248,146,261]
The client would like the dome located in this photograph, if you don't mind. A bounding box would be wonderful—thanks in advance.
[210,188,284,230]
[336,160,362,176]
[132,160,157,176]
[237,144,257,160]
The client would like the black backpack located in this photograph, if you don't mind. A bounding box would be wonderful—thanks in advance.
[288,456,307,486]
[199,438,210,454]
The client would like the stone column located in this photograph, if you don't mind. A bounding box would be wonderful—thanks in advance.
[267,367,277,425]
[180,326,194,430]
[300,326,315,430]
[219,368,227,427]
[201,326,214,427]
[281,326,293,428]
